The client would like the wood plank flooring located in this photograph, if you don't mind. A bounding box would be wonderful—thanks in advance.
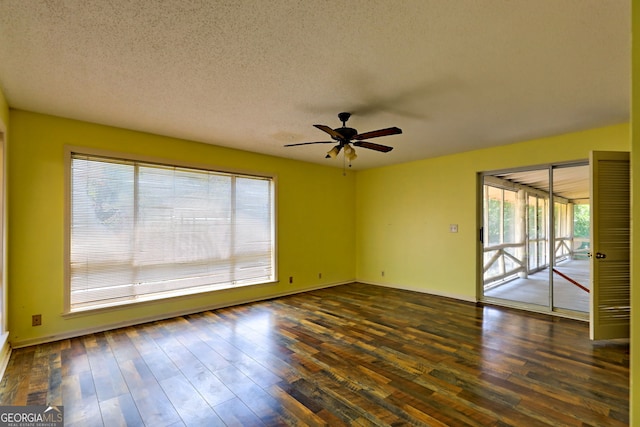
[0,283,629,426]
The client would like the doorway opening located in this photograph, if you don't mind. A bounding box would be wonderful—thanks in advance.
[480,162,590,319]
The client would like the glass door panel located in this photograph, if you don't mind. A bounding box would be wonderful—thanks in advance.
[551,165,590,313]
[482,168,549,308]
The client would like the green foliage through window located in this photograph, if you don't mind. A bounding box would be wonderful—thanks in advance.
[573,204,590,238]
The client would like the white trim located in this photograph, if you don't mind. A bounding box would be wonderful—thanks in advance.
[0,128,8,366]
[61,279,279,318]
[364,280,589,321]
[361,281,478,303]
[0,333,11,380]
[481,296,589,322]
[11,282,349,348]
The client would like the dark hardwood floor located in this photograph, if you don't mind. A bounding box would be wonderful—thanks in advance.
[0,283,629,426]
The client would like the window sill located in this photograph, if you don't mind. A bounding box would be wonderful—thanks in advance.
[63,279,278,318]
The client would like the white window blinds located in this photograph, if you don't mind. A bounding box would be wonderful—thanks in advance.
[69,154,275,312]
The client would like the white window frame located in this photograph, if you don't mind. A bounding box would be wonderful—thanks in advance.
[64,146,277,314]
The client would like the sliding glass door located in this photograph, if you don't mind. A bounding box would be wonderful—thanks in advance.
[551,165,591,313]
[480,162,590,318]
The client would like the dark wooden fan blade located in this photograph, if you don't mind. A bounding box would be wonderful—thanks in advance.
[354,127,402,140]
[314,124,342,140]
[284,141,334,147]
[353,140,394,153]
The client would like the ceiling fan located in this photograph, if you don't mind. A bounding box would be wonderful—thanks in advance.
[284,112,402,165]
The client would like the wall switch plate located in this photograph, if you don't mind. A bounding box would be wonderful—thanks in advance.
[449,224,459,233]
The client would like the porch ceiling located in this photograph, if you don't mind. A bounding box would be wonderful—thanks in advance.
[495,165,589,201]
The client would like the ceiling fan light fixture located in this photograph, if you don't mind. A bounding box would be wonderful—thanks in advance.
[326,145,341,158]
[346,152,357,164]
[344,144,357,162]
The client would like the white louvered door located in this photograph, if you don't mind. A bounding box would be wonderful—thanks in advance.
[590,151,630,340]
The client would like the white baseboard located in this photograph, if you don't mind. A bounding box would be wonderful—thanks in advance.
[359,280,478,303]
[0,332,11,380]
[11,281,350,349]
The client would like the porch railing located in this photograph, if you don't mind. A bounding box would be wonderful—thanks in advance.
[484,237,589,286]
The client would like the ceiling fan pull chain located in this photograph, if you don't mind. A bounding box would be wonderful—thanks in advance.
[343,151,347,176]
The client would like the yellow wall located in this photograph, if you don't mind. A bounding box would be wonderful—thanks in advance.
[631,1,639,423]
[356,124,630,300]
[7,110,356,346]
[0,88,8,128]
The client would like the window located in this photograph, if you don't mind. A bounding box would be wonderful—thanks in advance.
[483,185,519,283]
[554,201,570,260]
[572,203,591,259]
[67,152,276,312]
[527,193,548,272]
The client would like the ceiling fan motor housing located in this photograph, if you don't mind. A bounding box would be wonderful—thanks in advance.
[335,127,358,141]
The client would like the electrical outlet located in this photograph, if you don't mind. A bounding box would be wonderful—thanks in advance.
[32,314,42,326]
[381,271,385,277]
[289,276,293,284]
[318,272,322,279]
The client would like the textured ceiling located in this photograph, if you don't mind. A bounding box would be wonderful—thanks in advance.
[0,0,630,170]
